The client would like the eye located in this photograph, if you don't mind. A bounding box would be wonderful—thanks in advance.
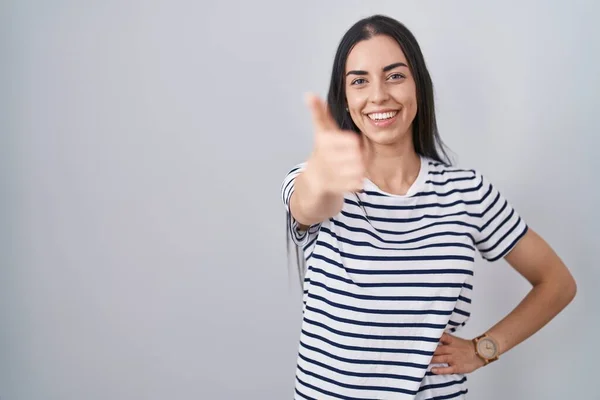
[388,73,406,81]
[350,78,367,85]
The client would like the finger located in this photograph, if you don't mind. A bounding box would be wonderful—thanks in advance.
[431,366,455,375]
[305,93,336,132]
[431,355,451,364]
[434,345,452,356]
[439,333,454,345]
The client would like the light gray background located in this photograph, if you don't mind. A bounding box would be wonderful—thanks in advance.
[1,1,598,399]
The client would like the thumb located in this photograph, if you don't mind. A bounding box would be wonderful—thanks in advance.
[305,93,337,133]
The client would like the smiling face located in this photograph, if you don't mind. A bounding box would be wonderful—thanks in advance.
[345,34,417,147]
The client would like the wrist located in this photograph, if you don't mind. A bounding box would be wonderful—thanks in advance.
[303,157,333,197]
[472,333,500,366]
[293,160,343,225]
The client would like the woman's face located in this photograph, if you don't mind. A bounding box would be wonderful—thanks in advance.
[345,35,418,147]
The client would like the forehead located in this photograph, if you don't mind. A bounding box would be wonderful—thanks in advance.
[345,35,408,72]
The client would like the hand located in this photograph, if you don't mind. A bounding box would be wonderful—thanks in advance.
[430,333,486,375]
[304,93,365,194]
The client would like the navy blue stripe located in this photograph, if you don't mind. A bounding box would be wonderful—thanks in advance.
[308,293,453,315]
[321,227,475,252]
[341,209,484,224]
[426,176,477,185]
[297,364,418,395]
[304,317,441,343]
[310,280,459,302]
[428,161,451,168]
[477,198,509,243]
[477,178,493,202]
[452,307,470,317]
[289,218,305,243]
[282,173,297,203]
[424,389,468,399]
[429,168,475,176]
[413,180,485,198]
[303,234,319,252]
[283,180,294,201]
[294,387,317,400]
[479,192,503,230]
[487,224,528,262]
[302,329,435,356]
[296,376,370,400]
[315,243,475,264]
[458,295,472,304]
[479,215,521,253]
[331,219,476,244]
[298,351,424,382]
[308,266,471,289]
[306,305,448,330]
[292,221,307,242]
[299,340,429,369]
[312,251,474,274]
[360,190,391,197]
[345,197,481,211]
[419,377,467,391]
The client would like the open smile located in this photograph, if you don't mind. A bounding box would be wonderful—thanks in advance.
[365,109,399,127]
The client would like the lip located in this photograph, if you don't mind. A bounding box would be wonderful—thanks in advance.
[365,109,399,128]
[364,108,399,114]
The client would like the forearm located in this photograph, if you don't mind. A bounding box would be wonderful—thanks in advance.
[290,167,344,227]
[486,275,576,356]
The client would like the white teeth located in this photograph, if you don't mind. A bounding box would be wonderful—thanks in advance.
[368,111,398,121]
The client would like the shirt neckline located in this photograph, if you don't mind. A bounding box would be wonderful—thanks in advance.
[362,156,429,198]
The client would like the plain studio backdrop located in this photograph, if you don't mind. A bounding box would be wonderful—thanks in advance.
[1,1,599,399]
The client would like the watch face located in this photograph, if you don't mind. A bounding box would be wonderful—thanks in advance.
[477,337,498,359]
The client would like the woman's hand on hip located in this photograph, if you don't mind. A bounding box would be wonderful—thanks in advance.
[430,333,486,375]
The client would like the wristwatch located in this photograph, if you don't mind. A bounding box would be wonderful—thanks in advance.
[472,334,499,365]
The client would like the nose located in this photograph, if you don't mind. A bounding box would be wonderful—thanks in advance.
[370,80,390,104]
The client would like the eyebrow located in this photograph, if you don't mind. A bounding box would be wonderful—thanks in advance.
[346,62,408,76]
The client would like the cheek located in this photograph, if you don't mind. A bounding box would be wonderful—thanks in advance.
[395,89,418,118]
[404,98,417,118]
[346,92,365,110]
[347,94,367,122]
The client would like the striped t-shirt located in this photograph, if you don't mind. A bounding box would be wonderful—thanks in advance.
[281,156,528,400]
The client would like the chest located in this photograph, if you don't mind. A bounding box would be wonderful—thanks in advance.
[308,194,478,287]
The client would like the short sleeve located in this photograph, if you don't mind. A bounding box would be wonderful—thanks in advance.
[281,163,322,247]
[473,171,529,261]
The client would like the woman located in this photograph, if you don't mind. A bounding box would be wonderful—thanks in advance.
[281,14,576,400]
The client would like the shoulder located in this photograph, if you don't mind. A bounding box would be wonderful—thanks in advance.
[424,159,483,189]
[284,162,307,176]
[426,159,477,177]
[281,162,307,205]
[421,159,504,205]
[281,162,307,188]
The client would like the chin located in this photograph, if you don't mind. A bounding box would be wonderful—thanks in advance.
[362,127,411,146]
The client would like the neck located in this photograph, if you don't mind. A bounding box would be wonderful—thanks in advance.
[361,134,422,196]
